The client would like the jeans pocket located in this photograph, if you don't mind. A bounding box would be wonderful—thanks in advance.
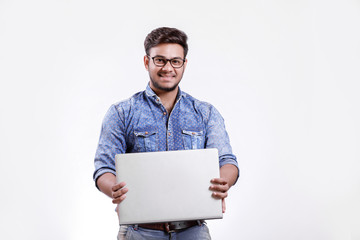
[117,225,132,240]
[182,130,204,150]
[134,130,158,152]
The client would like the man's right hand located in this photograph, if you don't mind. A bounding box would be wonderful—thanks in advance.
[111,182,128,204]
[96,173,128,205]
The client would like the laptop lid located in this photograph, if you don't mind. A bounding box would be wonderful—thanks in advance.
[115,148,223,224]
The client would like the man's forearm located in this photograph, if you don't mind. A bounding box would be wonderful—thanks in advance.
[96,172,117,198]
[220,164,239,187]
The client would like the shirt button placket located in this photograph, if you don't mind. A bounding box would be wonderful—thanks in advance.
[167,119,172,150]
[167,130,171,150]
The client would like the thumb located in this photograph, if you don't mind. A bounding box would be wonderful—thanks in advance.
[222,199,226,213]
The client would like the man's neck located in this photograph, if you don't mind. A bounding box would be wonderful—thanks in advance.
[152,87,179,114]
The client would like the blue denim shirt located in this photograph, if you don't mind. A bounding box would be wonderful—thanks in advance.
[93,84,239,185]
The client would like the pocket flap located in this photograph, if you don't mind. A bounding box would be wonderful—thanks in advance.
[134,130,157,137]
[182,129,203,136]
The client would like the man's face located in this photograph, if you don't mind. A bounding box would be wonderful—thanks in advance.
[144,43,187,93]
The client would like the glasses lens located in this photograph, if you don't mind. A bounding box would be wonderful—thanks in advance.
[153,57,166,66]
[170,59,184,68]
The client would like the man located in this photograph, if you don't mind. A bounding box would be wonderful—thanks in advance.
[93,27,239,240]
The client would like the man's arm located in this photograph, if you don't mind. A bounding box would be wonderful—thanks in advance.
[94,104,129,204]
[219,163,238,187]
[97,172,128,204]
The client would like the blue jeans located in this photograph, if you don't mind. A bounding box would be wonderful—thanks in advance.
[117,223,212,240]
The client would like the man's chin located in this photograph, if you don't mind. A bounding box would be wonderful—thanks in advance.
[151,80,179,92]
[156,85,178,92]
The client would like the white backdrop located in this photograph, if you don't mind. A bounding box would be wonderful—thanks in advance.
[1,0,359,239]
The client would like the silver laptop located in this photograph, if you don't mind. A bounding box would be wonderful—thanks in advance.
[115,148,223,224]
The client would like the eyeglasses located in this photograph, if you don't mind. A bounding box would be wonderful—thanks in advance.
[148,56,185,68]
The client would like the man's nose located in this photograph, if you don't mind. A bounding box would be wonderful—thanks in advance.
[161,60,174,71]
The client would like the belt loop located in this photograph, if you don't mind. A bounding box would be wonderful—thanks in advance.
[165,223,170,233]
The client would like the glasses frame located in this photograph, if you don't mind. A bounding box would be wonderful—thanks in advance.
[147,55,186,69]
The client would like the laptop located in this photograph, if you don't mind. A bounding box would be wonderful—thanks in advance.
[115,148,223,224]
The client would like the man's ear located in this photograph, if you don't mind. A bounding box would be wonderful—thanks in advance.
[183,58,188,70]
[144,55,149,71]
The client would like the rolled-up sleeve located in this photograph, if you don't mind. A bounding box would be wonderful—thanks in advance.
[93,104,127,189]
[205,105,240,184]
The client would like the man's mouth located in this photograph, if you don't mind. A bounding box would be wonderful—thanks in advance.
[158,74,175,80]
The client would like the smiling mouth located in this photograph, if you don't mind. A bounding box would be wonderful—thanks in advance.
[159,74,175,80]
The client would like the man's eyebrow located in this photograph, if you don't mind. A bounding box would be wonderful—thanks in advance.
[153,55,183,59]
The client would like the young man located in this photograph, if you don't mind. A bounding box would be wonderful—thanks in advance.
[93,27,239,240]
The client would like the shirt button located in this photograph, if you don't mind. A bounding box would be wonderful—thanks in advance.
[168,132,171,136]
[163,112,166,115]
[145,132,148,135]
[192,132,195,135]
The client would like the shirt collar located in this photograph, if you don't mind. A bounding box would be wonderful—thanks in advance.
[145,83,186,100]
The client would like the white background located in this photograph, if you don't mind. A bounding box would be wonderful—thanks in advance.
[1,0,359,239]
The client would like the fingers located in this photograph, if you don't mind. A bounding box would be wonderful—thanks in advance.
[212,190,228,199]
[210,178,229,200]
[112,186,128,199]
[112,182,128,204]
[112,182,126,192]
[211,178,228,185]
[210,183,229,193]
[112,192,127,204]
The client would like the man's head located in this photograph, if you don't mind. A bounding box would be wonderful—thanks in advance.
[144,27,188,58]
[144,27,188,93]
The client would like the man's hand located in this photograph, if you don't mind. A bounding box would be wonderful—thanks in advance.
[96,173,129,206]
[112,182,128,204]
[210,178,230,213]
[209,164,239,213]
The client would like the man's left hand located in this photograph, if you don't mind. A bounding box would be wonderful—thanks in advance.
[210,178,230,213]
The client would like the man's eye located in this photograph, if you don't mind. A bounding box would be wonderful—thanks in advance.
[172,60,180,64]
[155,58,166,63]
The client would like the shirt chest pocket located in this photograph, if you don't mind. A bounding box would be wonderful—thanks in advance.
[134,130,158,152]
[182,129,204,150]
